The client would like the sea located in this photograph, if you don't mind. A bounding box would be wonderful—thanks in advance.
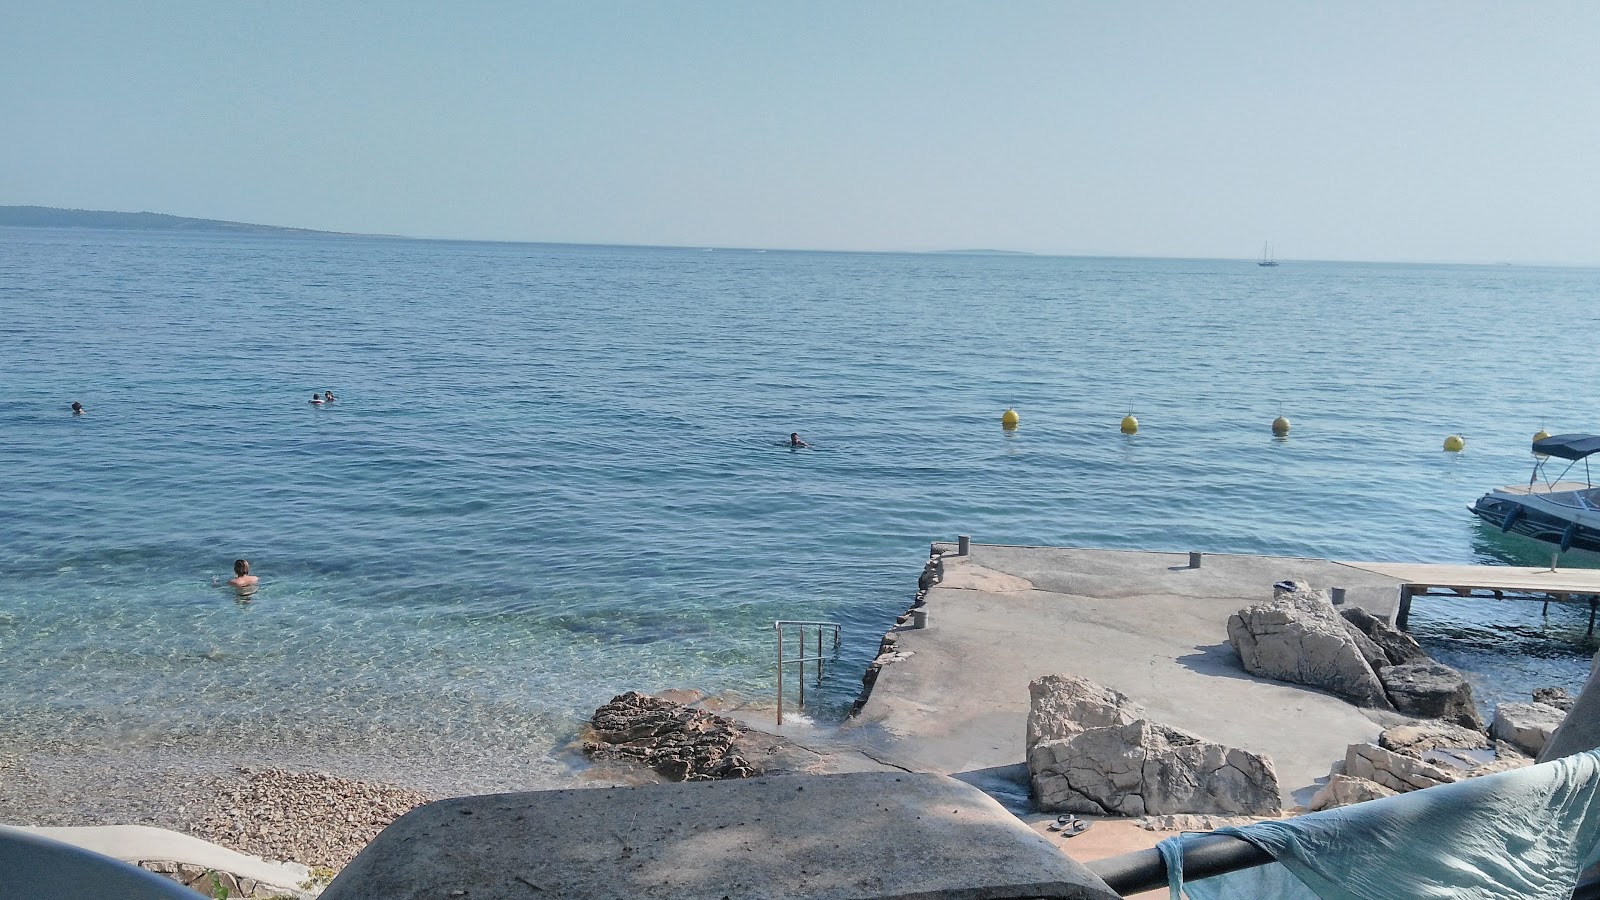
[3,227,1598,791]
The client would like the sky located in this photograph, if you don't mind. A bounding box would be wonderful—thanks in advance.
[2,2,1598,263]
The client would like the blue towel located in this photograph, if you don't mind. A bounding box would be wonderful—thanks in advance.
[1158,749,1600,900]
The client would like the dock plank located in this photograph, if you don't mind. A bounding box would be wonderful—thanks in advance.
[1338,562,1600,595]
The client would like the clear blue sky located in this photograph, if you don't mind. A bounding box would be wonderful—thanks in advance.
[3,2,1597,262]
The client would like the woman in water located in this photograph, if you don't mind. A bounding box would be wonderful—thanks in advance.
[220,559,259,600]
[789,432,809,448]
[70,401,85,415]
[323,391,337,403]
[310,393,324,406]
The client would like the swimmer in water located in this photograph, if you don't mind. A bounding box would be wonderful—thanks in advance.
[789,432,809,448]
[70,401,85,415]
[310,393,324,406]
[323,391,337,403]
[221,559,258,599]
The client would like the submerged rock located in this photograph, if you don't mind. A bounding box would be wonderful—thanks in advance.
[1227,584,1392,709]
[1029,719,1281,817]
[1026,673,1146,754]
[1377,663,1483,731]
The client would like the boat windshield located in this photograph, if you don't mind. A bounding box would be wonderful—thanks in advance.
[1582,488,1600,510]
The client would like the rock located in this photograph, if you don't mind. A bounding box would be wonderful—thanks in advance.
[1029,720,1282,817]
[1137,814,1263,832]
[1541,649,1600,762]
[1340,606,1430,666]
[1377,663,1483,730]
[1228,584,1393,708]
[1026,673,1147,754]
[1377,722,1488,758]
[1308,774,1397,810]
[1340,619,1391,675]
[139,860,179,875]
[1343,742,1459,793]
[1533,687,1576,712]
[1491,701,1566,756]
[1467,755,1534,777]
[586,691,778,782]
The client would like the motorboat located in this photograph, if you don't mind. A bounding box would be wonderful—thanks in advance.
[1470,433,1600,555]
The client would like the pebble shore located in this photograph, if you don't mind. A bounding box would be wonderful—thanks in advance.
[187,768,436,870]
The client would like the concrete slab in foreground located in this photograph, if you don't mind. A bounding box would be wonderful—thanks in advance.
[320,772,1119,900]
[844,545,1407,804]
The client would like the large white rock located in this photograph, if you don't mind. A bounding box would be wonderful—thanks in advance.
[1026,673,1146,754]
[1343,742,1459,793]
[1029,720,1282,817]
[1308,774,1398,811]
[1227,584,1393,709]
[1492,701,1566,756]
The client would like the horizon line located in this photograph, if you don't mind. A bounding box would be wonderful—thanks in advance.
[4,203,1597,270]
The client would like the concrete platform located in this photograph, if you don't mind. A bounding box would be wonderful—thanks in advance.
[0,823,313,898]
[843,545,1408,805]
[320,772,1119,900]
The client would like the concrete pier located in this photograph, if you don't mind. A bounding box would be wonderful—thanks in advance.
[845,544,1407,804]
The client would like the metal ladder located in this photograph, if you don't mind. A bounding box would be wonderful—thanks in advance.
[773,620,841,726]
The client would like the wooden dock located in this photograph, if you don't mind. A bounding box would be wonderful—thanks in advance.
[1339,561,1600,632]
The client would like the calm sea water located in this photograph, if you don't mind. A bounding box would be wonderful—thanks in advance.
[3,228,1598,786]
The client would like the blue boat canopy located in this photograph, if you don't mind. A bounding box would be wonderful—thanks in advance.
[1532,433,1600,460]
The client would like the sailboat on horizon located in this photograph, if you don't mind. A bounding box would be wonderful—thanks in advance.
[1258,241,1279,267]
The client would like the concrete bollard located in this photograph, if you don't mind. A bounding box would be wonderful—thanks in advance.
[1331,587,1347,605]
[1189,551,1203,569]
[911,608,928,629]
[958,535,971,556]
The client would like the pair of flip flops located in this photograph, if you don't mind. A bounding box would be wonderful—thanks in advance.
[1047,814,1092,836]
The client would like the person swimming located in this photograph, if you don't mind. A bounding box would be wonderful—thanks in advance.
[323,391,337,403]
[789,432,809,448]
[310,393,324,406]
[70,401,85,415]
[221,559,258,599]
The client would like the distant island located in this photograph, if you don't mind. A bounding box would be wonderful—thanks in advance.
[0,205,341,236]
[927,249,1036,256]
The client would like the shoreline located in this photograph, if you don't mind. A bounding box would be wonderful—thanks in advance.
[5,542,1592,880]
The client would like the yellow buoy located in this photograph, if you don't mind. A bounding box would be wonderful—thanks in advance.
[1534,429,1551,442]
[1120,415,1139,435]
[1443,435,1465,452]
[1001,408,1020,429]
[1271,416,1291,436]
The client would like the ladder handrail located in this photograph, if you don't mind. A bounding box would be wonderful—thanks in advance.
[774,620,842,726]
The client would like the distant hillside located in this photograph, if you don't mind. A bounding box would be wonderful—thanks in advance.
[928,248,1036,256]
[0,205,340,235]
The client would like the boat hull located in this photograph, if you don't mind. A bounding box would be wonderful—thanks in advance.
[1470,491,1600,555]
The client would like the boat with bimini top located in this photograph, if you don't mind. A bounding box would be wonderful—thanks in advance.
[1470,434,1600,557]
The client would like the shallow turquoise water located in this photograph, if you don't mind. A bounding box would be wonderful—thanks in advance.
[3,228,1598,779]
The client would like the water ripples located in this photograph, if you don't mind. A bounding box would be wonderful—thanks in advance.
[3,229,1600,780]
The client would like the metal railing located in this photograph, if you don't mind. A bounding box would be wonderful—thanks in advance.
[1086,830,1600,898]
[773,620,841,726]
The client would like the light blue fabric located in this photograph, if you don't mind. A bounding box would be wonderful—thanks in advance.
[1159,749,1600,900]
